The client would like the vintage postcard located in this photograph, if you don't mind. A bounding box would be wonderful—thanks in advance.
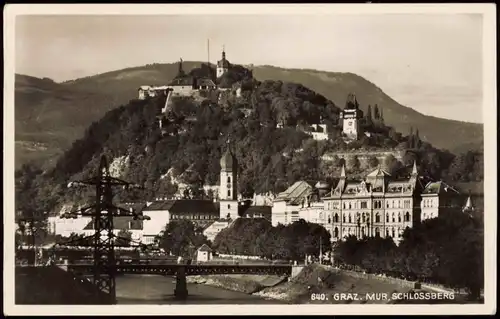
[3,3,496,316]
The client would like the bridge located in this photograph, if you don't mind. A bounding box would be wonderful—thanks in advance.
[67,263,293,276]
[64,262,293,300]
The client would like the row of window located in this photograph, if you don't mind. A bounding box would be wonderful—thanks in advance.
[171,214,217,220]
[283,211,412,224]
[331,211,411,224]
[332,226,407,238]
[422,199,437,208]
[326,199,413,210]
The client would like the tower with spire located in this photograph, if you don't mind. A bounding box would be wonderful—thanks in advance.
[340,93,364,140]
[216,46,230,78]
[218,140,239,220]
[462,192,475,215]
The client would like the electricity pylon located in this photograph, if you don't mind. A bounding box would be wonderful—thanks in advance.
[63,155,148,304]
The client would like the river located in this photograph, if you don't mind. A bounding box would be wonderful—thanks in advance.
[115,275,285,304]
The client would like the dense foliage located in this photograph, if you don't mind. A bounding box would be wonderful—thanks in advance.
[334,211,483,300]
[155,220,210,258]
[14,65,483,216]
[213,219,331,261]
[115,230,133,247]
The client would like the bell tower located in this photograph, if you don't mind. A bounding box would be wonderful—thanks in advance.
[217,46,230,78]
[219,141,239,220]
[340,93,363,140]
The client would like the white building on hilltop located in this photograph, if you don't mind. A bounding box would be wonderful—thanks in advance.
[216,47,231,78]
[340,93,363,140]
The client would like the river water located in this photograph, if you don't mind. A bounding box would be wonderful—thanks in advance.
[115,275,285,304]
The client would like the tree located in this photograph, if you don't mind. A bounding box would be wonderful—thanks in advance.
[373,104,380,120]
[367,156,379,169]
[157,220,210,258]
[402,151,418,168]
[346,155,361,171]
[365,104,373,126]
[213,218,330,261]
[115,229,132,247]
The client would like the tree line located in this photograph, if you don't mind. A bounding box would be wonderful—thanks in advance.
[213,218,331,261]
[333,210,483,300]
[14,63,483,217]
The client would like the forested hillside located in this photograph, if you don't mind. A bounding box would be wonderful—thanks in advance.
[14,62,483,169]
[15,65,483,215]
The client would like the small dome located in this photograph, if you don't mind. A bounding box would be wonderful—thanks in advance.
[315,181,330,189]
[220,149,237,171]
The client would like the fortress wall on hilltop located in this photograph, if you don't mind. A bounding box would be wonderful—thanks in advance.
[321,150,405,169]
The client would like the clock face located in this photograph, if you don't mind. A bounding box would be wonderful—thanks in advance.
[348,121,353,126]
[227,184,231,189]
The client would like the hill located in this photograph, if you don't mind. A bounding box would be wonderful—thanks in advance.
[251,65,483,154]
[14,62,483,168]
[17,63,483,215]
[14,74,116,169]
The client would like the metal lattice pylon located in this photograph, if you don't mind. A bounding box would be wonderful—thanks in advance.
[64,155,147,304]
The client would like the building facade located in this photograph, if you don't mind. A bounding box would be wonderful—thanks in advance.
[218,147,239,220]
[271,181,314,226]
[271,161,465,246]
[217,48,230,78]
[323,163,422,245]
[420,181,461,221]
[340,93,363,140]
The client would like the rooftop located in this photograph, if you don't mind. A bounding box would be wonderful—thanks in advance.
[83,216,143,231]
[145,200,219,214]
[275,181,313,205]
[197,244,212,252]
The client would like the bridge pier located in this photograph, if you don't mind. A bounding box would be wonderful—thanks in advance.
[174,266,188,300]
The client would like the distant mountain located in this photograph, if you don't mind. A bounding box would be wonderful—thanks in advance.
[14,62,483,168]
[251,66,483,155]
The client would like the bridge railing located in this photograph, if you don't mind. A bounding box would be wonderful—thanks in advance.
[66,263,293,277]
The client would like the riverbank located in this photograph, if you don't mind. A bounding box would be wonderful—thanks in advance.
[187,274,287,294]
[187,264,473,304]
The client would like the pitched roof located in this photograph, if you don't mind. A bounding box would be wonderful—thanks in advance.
[366,167,391,178]
[145,200,176,211]
[83,216,143,230]
[422,181,460,195]
[197,78,216,87]
[275,181,313,205]
[169,76,195,86]
[197,244,212,252]
[145,200,219,214]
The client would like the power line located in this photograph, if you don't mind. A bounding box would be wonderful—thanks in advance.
[61,155,149,304]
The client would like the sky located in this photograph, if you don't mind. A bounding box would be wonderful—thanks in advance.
[15,13,484,123]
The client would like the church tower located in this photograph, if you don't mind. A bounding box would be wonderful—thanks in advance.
[340,93,363,140]
[219,143,239,220]
[217,46,230,78]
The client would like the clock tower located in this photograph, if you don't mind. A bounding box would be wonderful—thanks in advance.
[340,93,363,140]
[219,145,239,220]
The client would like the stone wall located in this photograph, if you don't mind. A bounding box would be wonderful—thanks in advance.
[321,150,405,170]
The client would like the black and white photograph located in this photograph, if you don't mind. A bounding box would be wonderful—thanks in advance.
[3,3,496,316]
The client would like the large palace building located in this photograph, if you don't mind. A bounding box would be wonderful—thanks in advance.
[272,161,465,245]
